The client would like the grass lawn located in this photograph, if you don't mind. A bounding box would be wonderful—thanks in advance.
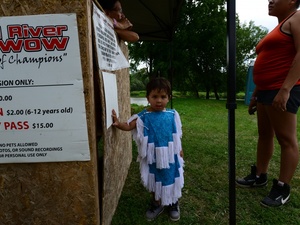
[111,98,300,225]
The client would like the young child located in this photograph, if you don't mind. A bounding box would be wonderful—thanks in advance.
[112,77,184,221]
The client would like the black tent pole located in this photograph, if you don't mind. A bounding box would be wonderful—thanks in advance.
[226,0,237,224]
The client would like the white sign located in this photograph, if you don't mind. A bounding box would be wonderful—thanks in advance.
[0,13,90,163]
[92,2,129,71]
[102,72,119,129]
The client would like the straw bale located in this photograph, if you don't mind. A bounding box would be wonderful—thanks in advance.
[97,41,132,225]
[0,0,100,224]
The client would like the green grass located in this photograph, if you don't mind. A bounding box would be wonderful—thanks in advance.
[111,98,300,225]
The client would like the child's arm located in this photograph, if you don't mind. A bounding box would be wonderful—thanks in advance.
[112,109,136,131]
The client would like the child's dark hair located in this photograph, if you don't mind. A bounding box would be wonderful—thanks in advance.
[146,77,172,97]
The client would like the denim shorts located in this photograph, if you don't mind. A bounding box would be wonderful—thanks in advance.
[257,85,300,114]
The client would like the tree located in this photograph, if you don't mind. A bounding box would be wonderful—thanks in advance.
[128,0,268,99]
[130,68,149,91]
[235,20,268,93]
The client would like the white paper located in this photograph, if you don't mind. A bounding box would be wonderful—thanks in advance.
[0,13,90,163]
[102,72,119,129]
[92,2,130,71]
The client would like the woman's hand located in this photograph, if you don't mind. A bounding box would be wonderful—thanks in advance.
[272,88,289,112]
[114,18,133,30]
[248,97,257,115]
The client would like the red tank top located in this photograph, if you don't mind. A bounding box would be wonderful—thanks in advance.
[253,12,300,90]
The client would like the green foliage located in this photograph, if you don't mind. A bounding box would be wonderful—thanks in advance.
[130,68,149,91]
[130,91,146,97]
[131,90,246,100]
[128,0,268,99]
[130,104,145,115]
[112,98,300,225]
[236,20,268,92]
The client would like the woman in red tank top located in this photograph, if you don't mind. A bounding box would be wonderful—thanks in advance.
[236,0,300,208]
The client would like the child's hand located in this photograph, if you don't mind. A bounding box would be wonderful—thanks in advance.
[180,150,184,158]
[111,110,136,131]
[112,109,119,127]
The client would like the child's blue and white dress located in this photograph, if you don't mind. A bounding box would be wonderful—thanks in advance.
[128,108,184,206]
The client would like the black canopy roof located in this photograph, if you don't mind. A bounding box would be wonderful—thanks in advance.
[121,0,184,41]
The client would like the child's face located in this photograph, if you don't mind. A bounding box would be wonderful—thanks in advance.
[147,89,169,111]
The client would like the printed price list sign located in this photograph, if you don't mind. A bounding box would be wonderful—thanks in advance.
[92,2,129,71]
[0,14,90,163]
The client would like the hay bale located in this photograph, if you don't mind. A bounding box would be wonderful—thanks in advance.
[0,1,133,224]
[0,0,100,224]
[96,40,132,225]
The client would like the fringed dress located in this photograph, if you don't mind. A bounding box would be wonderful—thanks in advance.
[128,108,184,206]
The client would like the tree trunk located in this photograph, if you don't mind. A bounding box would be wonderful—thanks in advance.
[205,86,210,99]
[214,84,220,100]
